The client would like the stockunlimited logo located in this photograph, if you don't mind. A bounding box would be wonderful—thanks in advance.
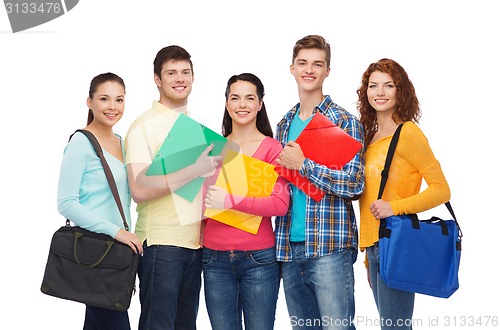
[4,0,79,33]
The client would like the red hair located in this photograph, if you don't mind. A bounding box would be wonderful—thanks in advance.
[357,58,421,145]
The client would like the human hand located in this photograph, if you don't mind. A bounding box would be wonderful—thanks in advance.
[204,185,228,210]
[115,229,143,255]
[193,144,222,178]
[369,199,394,219]
[276,141,306,170]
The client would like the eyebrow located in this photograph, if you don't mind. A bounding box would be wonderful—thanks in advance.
[229,93,257,98]
[165,68,192,73]
[96,93,124,98]
[297,58,325,64]
[369,80,394,84]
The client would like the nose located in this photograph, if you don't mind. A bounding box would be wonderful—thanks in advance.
[238,99,247,108]
[174,72,185,82]
[376,86,385,96]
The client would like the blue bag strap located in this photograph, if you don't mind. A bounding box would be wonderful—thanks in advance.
[68,129,129,232]
[376,123,462,240]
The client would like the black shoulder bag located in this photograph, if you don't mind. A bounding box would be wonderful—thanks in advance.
[40,130,139,311]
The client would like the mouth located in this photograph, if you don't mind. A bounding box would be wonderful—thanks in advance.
[104,113,118,119]
[374,99,388,104]
[235,111,250,115]
[173,86,186,91]
[302,76,315,81]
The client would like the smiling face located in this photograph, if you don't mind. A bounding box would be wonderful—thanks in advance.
[290,48,330,93]
[225,80,262,128]
[154,59,193,108]
[86,81,125,128]
[367,70,397,115]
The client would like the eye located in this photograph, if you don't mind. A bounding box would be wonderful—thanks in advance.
[117,98,124,103]
[99,97,108,101]
[368,84,376,89]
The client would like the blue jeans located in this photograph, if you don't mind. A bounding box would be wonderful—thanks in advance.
[83,305,130,330]
[138,244,202,330]
[202,247,280,330]
[366,244,414,330]
[281,242,357,330]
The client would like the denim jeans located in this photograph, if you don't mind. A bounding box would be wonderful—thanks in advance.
[83,305,130,330]
[281,242,357,330]
[366,244,414,330]
[138,244,202,330]
[202,247,280,330]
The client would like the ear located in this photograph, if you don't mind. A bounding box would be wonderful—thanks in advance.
[86,97,92,109]
[258,100,263,112]
[325,66,331,78]
[290,64,294,75]
[154,73,161,88]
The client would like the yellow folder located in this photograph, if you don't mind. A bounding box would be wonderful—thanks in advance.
[204,149,279,234]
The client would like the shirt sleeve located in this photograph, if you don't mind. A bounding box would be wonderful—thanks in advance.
[223,139,290,216]
[299,115,365,199]
[389,122,450,215]
[56,133,121,237]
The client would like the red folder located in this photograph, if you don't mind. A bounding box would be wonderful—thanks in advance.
[275,112,362,201]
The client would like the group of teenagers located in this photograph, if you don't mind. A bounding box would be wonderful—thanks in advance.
[57,34,451,330]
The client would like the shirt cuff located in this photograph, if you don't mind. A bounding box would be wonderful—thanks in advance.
[299,158,313,177]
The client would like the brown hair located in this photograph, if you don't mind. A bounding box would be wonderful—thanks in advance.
[153,45,193,77]
[357,58,421,144]
[87,72,125,125]
[292,35,331,67]
[222,73,273,138]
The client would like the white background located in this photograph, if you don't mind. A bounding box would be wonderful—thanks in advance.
[1,1,498,329]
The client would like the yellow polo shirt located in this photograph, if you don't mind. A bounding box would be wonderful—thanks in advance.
[125,101,202,249]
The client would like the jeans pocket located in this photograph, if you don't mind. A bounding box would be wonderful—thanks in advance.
[201,248,216,266]
[248,248,276,266]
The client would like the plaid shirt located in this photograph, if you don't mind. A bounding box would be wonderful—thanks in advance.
[275,95,365,261]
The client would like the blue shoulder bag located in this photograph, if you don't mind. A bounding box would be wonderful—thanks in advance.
[377,124,462,298]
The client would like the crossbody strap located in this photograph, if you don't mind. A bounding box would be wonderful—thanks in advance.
[376,123,461,237]
[70,129,129,231]
[377,124,404,200]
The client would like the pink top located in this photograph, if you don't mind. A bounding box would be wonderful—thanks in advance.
[203,137,290,251]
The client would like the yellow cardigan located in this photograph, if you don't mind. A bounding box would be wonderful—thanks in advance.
[359,121,451,250]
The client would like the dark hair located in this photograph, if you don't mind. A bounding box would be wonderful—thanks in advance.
[222,73,273,138]
[292,35,331,67]
[153,45,193,77]
[357,58,421,145]
[87,72,125,125]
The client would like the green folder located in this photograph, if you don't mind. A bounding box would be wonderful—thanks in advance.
[146,113,227,202]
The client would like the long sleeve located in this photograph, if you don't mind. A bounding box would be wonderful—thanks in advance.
[389,122,450,215]
[57,133,127,238]
[298,107,365,199]
[224,176,290,216]
[223,138,290,216]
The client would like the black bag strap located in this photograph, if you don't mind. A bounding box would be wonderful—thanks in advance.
[377,124,404,200]
[376,123,462,238]
[70,129,129,231]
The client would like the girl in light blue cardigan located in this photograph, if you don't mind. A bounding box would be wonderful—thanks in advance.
[57,72,142,330]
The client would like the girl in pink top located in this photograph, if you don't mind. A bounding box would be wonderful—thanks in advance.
[202,73,290,330]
